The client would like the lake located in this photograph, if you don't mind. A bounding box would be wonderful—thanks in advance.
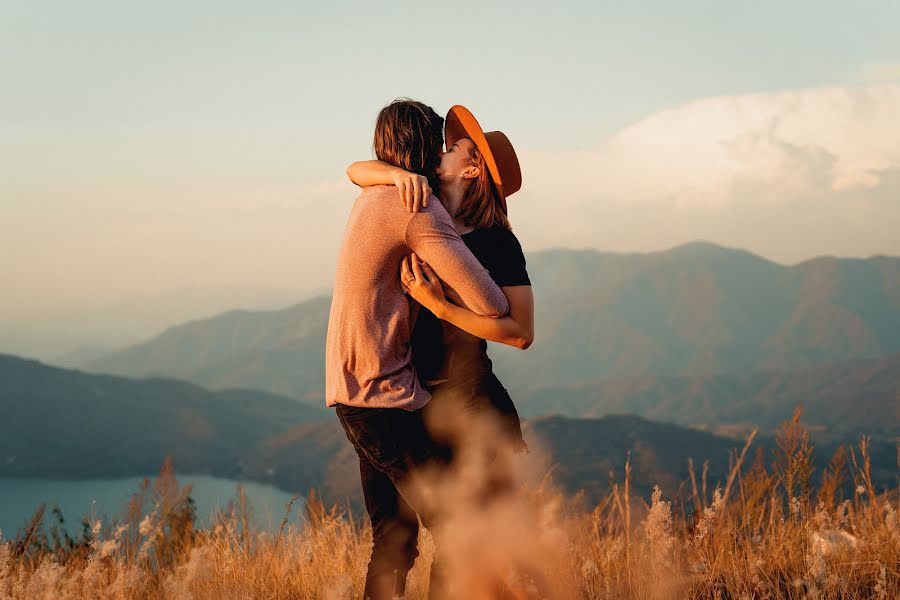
[0,475,304,539]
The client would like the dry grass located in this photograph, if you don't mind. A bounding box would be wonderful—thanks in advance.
[1,405,899,599]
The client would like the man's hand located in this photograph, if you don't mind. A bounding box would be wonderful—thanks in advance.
[400,252,446,314]
[391,171,431,213]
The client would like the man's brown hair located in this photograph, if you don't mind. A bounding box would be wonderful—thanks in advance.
[454,143,511,230]
[373,98,444,197]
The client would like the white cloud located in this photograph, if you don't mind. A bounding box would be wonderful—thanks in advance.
[509,85,900,262]
[594,85,900,208]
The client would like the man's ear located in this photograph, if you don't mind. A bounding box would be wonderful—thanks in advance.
[461,165,481,180]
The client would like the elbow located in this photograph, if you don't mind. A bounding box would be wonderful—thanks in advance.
[515,330,534,350]
[346,162,361,186]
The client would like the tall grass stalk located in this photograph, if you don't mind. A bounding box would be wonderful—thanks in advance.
[1,408,898,598]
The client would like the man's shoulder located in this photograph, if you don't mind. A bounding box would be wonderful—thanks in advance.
[358,184,402,203]
[352,187,455,239]
[353,186,410,222]
[356,186,447,217]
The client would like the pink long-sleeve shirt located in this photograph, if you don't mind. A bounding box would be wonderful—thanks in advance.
[325,185,510,411]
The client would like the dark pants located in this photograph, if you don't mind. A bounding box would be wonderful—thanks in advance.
[335,404,447,600]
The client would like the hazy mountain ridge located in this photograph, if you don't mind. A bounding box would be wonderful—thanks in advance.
[84,242,900,416]
[2,284,328,365]
[87,296,331,401]
[489,241,900,391]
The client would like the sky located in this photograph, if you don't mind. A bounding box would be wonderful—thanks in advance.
[3,1,900,357]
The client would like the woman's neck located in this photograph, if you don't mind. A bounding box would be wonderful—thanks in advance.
[439,179,474,234]
[455,220,474,235]
[439,179,464,213]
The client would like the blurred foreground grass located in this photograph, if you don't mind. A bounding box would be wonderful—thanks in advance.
[1,406,898,599]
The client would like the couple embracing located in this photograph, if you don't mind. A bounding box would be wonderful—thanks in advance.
[324,99,535,600]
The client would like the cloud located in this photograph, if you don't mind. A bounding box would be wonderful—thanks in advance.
[597,84,900,208]
[508,85,900,263]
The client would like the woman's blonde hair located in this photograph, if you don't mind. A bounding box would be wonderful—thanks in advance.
[454,142,511,231]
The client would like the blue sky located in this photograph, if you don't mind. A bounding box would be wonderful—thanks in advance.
[2,1,900,355]
[5,1,899,178]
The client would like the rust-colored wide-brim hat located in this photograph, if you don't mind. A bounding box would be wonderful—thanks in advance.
[444,104,522,214]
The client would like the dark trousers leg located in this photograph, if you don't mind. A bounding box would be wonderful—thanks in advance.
[336,405,441,600]
[356,449,420,599]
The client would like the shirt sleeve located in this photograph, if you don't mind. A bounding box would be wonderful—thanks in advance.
[405,207,510,317]
[489,228,531,287]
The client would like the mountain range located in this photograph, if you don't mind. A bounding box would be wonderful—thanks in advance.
[1,283,329,367]
[0,353,325,479]
[515,352,900,442]
[82,242,900,440]
[86,296,331,402]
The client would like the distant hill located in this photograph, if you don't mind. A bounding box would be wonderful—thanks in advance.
[1,355,893,508]
[87,296,331,402]
[242,419,359,503]
[3,284,328,366]
[0,354,326,479]
[85,242,900,407]
[237,413,772,506]
[244,412,895,507]
[489,241,900,394]
[524,414,898,505]
[515,352,900,443]
[525,414,744,502]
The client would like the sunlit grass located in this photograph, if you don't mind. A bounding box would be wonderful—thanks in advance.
[1,406,898,599]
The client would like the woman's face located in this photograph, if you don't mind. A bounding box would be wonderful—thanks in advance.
[436,137,479,184]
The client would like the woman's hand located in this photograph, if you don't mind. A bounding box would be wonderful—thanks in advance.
[400,252,446,313]
[391,171,431,213]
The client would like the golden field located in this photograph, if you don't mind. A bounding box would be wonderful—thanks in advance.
[1,407,898,599]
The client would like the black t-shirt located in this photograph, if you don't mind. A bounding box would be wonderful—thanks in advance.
[460,225,531,287]
[411,225,530,382]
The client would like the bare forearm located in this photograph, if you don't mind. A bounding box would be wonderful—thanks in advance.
[346,160,403,187]
[434,302,531,349]
[407,216,509,317]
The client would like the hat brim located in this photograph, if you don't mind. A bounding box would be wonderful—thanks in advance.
[445,105,518,213]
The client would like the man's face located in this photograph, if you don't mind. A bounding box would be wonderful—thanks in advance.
[436,137,478,183]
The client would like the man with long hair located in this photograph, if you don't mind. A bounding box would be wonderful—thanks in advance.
[324,98,510,600]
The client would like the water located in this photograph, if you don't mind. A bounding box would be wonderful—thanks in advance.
[0,475,304,538]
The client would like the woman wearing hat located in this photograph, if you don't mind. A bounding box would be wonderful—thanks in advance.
[346,104,534,492]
